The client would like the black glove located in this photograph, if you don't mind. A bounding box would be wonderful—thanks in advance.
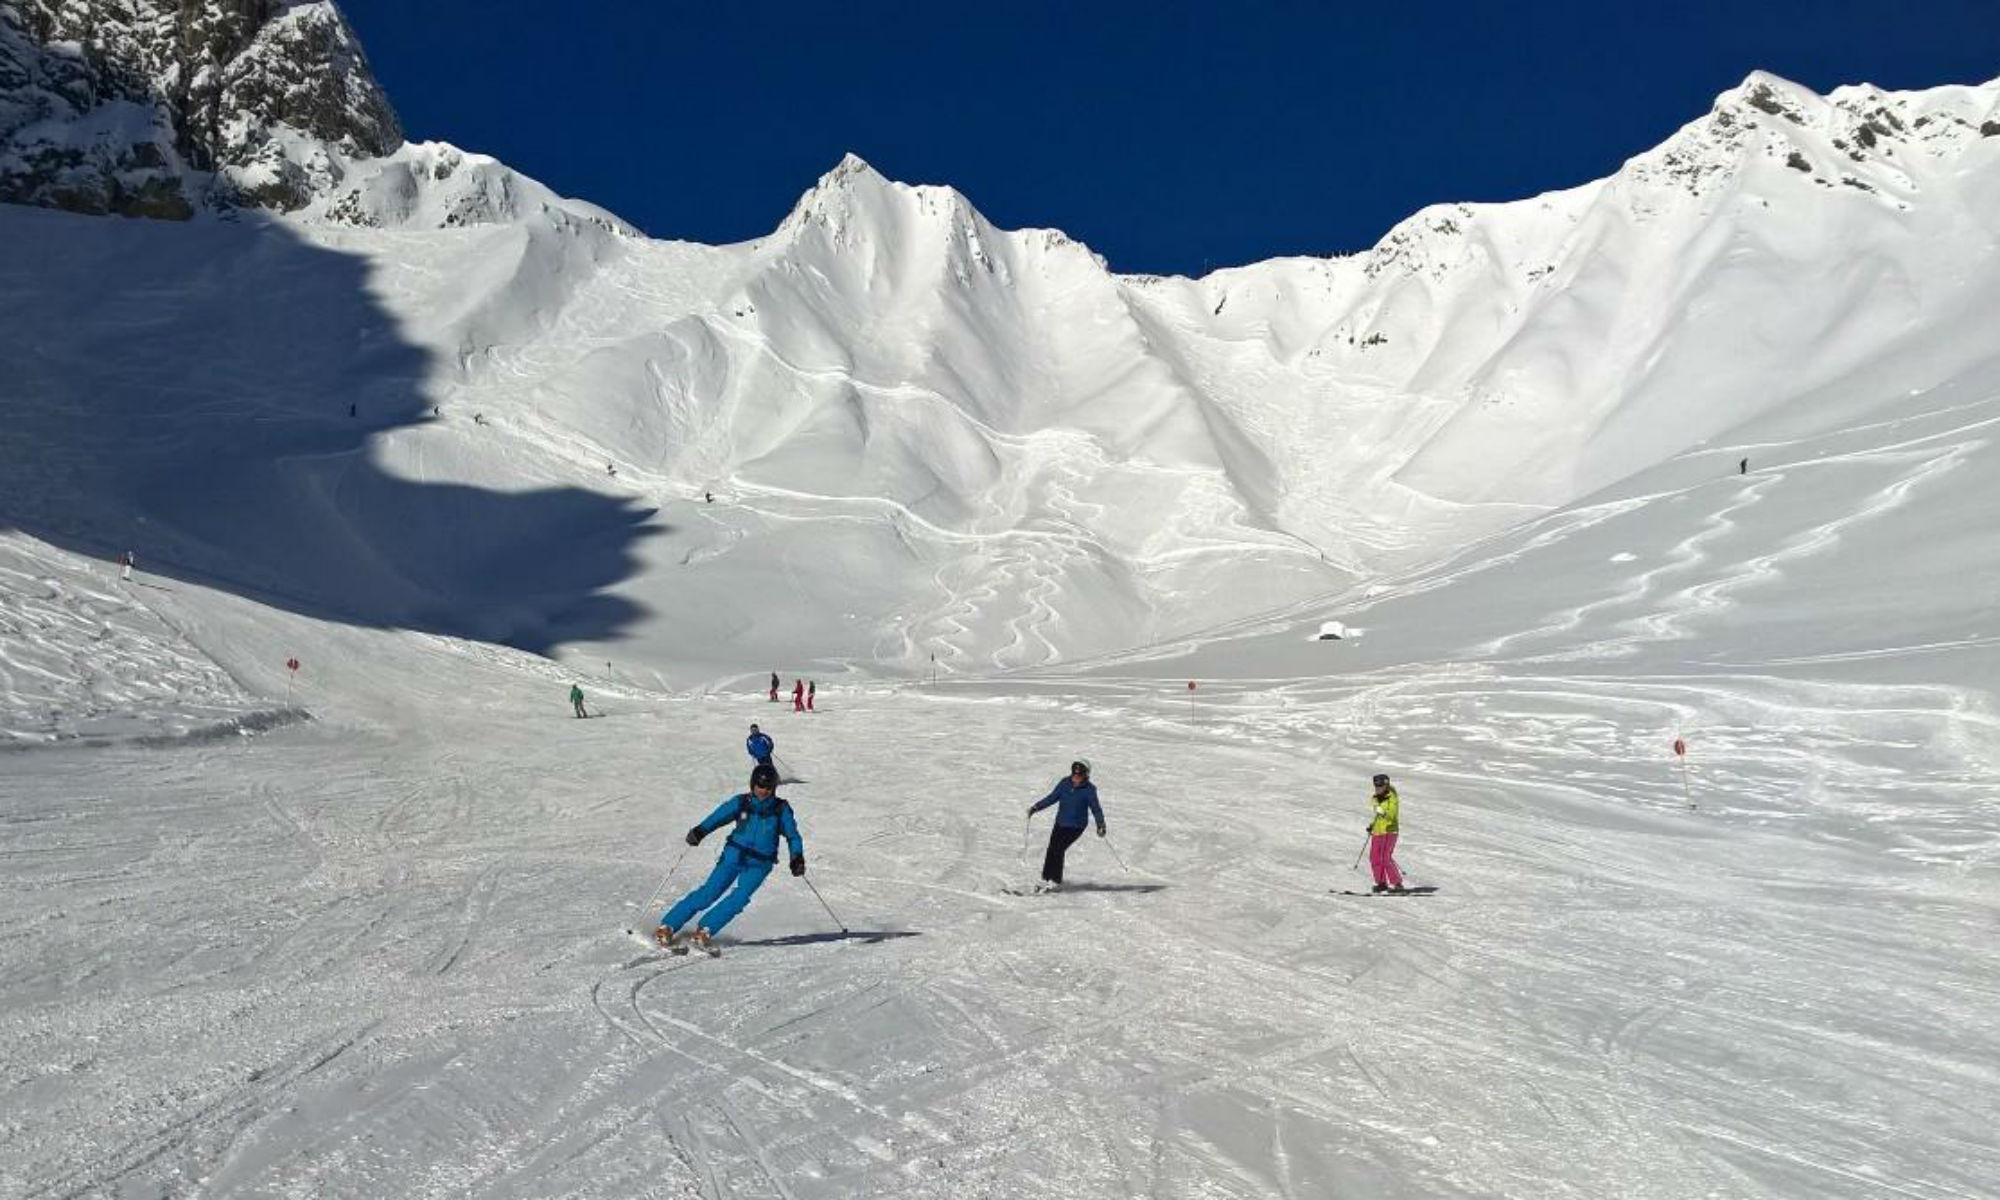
[1096,824,1107,838]
[685,826,705,847]
[790,855,806,877]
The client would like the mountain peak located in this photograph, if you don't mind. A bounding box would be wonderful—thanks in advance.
[828,151,879,181]
[772,151,975,243]
[1710,70,1824,129]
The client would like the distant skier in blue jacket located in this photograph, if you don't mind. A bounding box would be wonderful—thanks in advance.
[746,723,774,768]
[656,763,805,954]
[1027,759,1105,892]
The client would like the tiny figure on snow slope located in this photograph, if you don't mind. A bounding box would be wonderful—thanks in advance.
[120,549,134,581]
[792,679,805,712]
[569,684,588,719]
[655,763,806,955]
[746,723,774,769]
[1366,773,1406,894]
[806,680,816,712]
[1027,760,1106,892]
[769,671,780,702]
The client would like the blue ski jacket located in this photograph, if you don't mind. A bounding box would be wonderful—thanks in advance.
[695,792,804,864]
[746,732,774,761]
[1030,777,1104,830]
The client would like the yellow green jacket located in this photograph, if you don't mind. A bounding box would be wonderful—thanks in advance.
[1369,788,1400,835]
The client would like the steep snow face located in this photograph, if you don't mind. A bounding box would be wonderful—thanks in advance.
[1127,71,2000,515]
[327,66,2000,678]
[421,153,1354,672]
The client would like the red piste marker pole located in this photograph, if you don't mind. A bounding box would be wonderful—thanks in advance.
[1673,735,1694,809]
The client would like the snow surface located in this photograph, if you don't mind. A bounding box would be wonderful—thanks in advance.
[4,69,2000,1199]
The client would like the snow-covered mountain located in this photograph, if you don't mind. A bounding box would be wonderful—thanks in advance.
[0,0,625,230]
[3,2,1999,686]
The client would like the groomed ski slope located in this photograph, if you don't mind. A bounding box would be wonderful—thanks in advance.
[4,462,1997,1199]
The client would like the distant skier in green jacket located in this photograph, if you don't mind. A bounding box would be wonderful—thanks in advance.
[570,684,588,719]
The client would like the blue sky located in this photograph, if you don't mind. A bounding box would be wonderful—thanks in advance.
[339,1,2000,277]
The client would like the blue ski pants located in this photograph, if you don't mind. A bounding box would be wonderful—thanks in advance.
[662,845,773,935]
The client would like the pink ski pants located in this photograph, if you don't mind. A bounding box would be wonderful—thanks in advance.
[1369,833,1403,888]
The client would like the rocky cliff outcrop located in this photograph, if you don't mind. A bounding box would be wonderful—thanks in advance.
[0,0,399,217]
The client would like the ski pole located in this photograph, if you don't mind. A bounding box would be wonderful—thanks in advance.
[1020,815,1032,867]
[1351,834,1370,871]
[1102,830,1131,873]
[637,844,691,919]
[800,874,849,934]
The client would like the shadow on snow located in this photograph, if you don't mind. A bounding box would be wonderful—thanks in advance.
[1060,882,1169,894]
[734,930,923,948]
[0,204,659,655]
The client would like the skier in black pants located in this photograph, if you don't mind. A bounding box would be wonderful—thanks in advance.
[1027,760,1105,892]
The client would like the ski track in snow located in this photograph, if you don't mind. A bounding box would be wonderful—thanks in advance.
[5,590,1998,1198]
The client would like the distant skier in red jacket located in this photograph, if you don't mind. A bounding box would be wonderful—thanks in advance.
[792,679,805,712]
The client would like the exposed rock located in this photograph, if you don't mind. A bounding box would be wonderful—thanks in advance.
[0,0,400,218]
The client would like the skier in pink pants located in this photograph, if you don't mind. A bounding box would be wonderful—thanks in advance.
[1366,773,1405,894]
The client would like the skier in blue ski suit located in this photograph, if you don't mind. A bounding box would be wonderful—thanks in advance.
[657,763,804,950]
[1027,760,1105,889]
[746,724,774,768]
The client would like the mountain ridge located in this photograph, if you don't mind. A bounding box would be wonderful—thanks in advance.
[6,6,2000,677]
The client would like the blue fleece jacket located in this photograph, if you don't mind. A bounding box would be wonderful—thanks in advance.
[1030,776,1104,829]
[746,732,774,761]
[695,792,804,862]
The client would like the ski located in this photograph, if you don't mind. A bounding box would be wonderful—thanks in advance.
[1332,886,1440,897]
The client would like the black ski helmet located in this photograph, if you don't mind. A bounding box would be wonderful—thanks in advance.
[1372,773,1391,787]
[750,763,779,790]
